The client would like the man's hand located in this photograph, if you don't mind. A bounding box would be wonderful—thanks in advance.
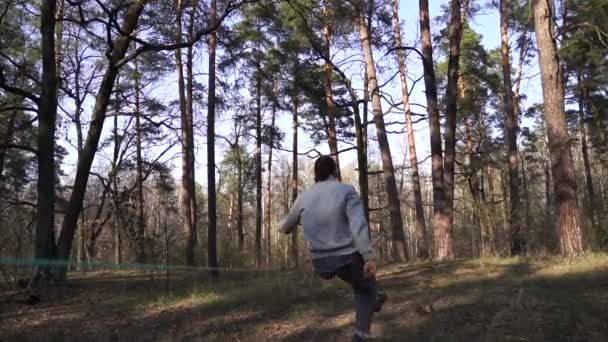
[363,259,377,278]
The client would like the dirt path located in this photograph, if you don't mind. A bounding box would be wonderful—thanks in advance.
[1,257,607,341]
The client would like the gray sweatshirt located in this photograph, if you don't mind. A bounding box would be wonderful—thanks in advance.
[280,177,375,261]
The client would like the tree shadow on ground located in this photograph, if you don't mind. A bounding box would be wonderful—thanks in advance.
[1,258,607,341]
[291,259,608,342]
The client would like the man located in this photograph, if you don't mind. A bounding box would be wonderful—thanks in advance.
[280,155,386,342]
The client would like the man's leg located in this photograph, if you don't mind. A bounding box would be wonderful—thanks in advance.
[336,253,380,338]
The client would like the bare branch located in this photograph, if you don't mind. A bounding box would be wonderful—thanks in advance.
[0,143,38,155]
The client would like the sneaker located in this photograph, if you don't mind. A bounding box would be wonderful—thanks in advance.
[374,288,387,313]
[352,334,366,342]
[352,330,370,342]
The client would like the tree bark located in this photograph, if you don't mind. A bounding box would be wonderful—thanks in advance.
[291,87,299,267]
[112,89,122,266]
[55,1,146,279]
[175,0,195,266]
[356,4,407,262]
[463,116,490,255]
[353,86,369,223]
[207,0,219,277]
[362,70,370,219]
[419,0,449,260]
[577,75,599,239]
[520,152,532,238]
[236,137,244,250]
[265,82,277,267]
[186,0,198,247]
[533,0,584,255]
[322,1,341,179]
[513,29,530,238]
[33,0,59,283]
[440,0,463,260]
[255,49,263,268]
[133,55,146,263]
[392,0,428,259]
[500,0,524,255]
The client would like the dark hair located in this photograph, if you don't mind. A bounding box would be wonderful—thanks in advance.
[314,155,337,182]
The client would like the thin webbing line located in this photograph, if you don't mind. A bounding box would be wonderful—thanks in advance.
[0,257,286,273]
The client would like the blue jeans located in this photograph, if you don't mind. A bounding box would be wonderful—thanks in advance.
[316,253,378,334]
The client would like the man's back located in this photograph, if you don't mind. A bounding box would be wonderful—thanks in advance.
[280,177,373,261]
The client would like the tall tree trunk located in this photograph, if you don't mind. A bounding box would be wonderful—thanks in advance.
[33,0,59,283]
[543,159,552,229]
[236,140,244,250]
[463,116,490,255]
[500,0,524,255]
[356,4,407,262]
[291,89,299,267]
[392,0,428,259]
[441,0,463,260]
[55,1,146,279]
[577,75,599,240]
[484,164,496,251]
[520,153,532,240]
[227,192,234,239]
[533,0,584,255]
[207,0,218,277]
[134,56,146,263]
[175,0,195,266]
[419,0,449,260]
[353,87,369,223]
[265,84,277,266]
[112,89,122,265]
[255,52,263,268]
[322,0,341,178]
[513,29,530,238]
[0,109,17,181]
[187,0,198,246]
[362,70,370,219]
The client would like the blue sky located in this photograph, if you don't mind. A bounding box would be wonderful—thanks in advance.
[266,0,543,178]
[60,0,544,186]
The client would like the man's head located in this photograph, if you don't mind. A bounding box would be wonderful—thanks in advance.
[314,155,337,182]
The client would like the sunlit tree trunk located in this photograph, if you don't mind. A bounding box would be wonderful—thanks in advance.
[484,164,496,252]
[500,0,524,255]
[356,2,407,262]
[322,0,341,178]
[577,75,599,241]
[419,0,449,260]
[392,0,428,259]
[533,0,584,255]
[207,0,219,276]
[520,153,532,232]
[513,29,530,239]
[186,0,198,247]
[441,0,463,260]
[463,116,490,255]
[175,0,195,266]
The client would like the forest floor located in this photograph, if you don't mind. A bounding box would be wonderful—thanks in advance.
[1,255,607,342]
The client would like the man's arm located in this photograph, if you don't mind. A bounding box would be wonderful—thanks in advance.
[280,197,302,234]
[345,186,375,262]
